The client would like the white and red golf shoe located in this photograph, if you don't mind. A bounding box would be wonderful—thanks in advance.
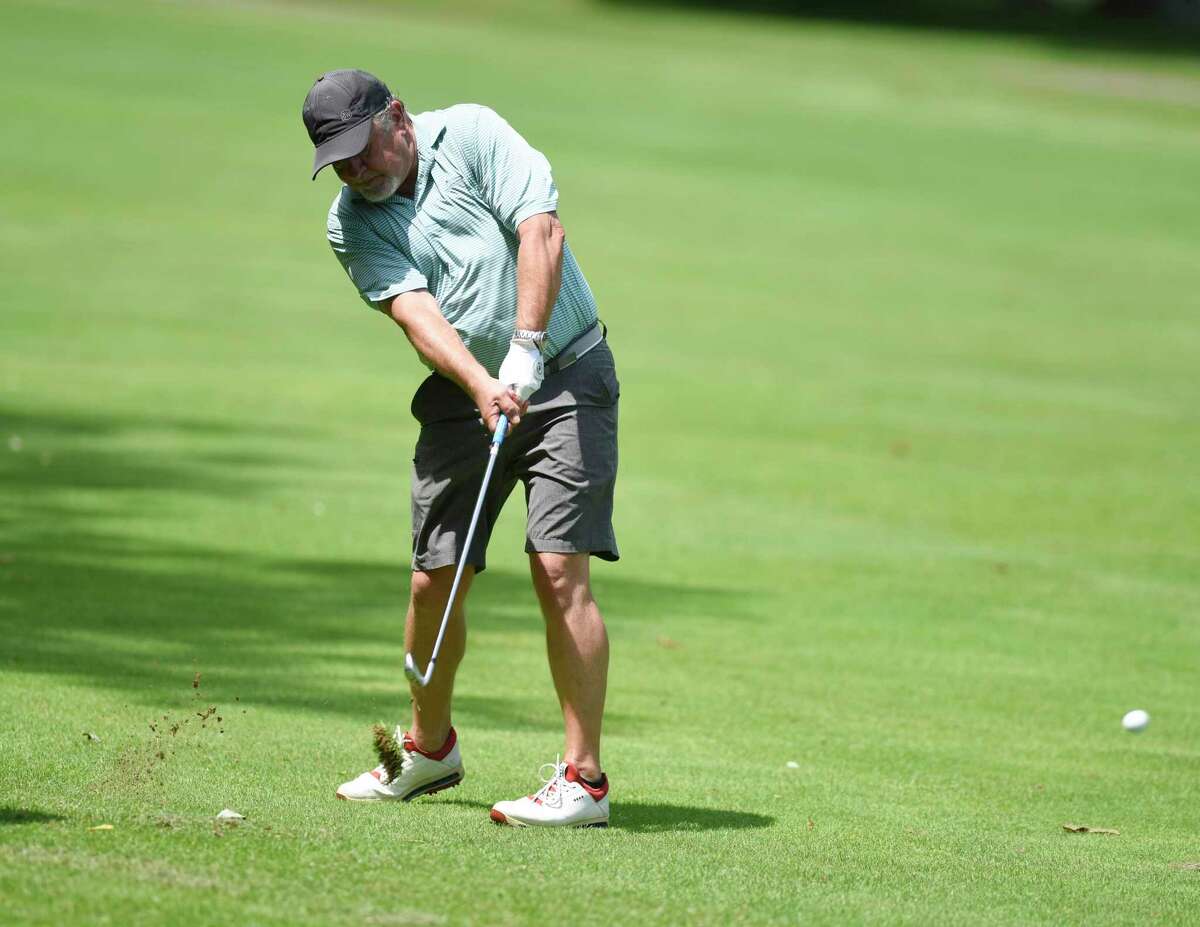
[490,759,609,828]
[335,727,464,801]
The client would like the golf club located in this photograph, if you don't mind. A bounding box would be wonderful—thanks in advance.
[404,413,510,688]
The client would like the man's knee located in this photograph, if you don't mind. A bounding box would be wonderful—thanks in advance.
[410,565,471,616]
[531,553,592,614]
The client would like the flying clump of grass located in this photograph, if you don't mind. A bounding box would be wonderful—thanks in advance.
[371,724,404,782]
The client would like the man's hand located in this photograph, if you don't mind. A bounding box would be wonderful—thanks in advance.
[387,291,528,433]
[472,377,528,434]
[499,338,544,402]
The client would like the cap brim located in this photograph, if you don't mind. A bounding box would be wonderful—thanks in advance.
[310,116,374,180]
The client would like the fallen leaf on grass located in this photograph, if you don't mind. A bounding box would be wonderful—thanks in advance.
[1170,862,1200,871]
[88,824,114,831]
[656,637,680,650]
[1062,823,1120,835]
[82,731,101,743]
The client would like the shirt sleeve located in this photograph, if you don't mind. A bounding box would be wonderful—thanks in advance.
[327,202,428,311]
[467,106,559,232]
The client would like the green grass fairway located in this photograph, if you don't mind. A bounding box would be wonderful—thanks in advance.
[3,1,1199,923]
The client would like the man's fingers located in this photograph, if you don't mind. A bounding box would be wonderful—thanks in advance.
[479,381,529,433]
[499,388,527,427]
[494,402,520,429]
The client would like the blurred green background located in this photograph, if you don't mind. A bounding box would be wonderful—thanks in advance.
[1,0,1198,924]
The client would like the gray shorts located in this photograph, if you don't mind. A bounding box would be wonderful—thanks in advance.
[409,339,620,574]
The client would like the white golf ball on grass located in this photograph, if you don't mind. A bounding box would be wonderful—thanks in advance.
[1121,709,1150,733]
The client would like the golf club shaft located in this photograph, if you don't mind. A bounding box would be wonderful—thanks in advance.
[410,414,509,687]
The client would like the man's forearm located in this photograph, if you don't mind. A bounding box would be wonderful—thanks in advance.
[515,212,564,333]
[387,290,489,397]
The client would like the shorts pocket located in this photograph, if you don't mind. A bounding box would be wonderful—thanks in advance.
[578,341,620,407]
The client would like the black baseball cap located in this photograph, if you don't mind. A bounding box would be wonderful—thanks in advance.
[302,69,393,180]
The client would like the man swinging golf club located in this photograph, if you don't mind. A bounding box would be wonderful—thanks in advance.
[302,70,618,827]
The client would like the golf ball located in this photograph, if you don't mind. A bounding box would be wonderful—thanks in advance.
[1122,709,1150,733]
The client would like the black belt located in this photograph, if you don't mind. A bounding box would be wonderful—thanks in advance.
[545,321,605,375]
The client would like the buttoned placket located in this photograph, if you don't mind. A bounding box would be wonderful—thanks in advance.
[385,137,437,279]
[401,130,463,290]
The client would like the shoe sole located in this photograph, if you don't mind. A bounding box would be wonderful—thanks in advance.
[335,770,464,802]
[489,809,608,829]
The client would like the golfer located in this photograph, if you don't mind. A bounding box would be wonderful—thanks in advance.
[302,70,617,827]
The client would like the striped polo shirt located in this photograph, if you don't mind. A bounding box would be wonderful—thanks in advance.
[326,104,599,376]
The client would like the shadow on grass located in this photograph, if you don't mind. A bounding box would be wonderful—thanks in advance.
[0,806,67,825]
[616,802,774,833]
[601,0,1200,58]
[436,799,774,833]
[0,404,743,729]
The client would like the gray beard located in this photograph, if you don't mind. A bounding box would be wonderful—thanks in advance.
[358,173,402,203]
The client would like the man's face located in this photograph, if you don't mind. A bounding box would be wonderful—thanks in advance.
[333,100,417,202]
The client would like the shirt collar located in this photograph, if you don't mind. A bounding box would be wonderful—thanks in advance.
[411,110,447,203]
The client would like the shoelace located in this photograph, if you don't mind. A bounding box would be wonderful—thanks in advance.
[530,756,568,809]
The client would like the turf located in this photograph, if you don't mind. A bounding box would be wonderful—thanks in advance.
[2,0,1199,924]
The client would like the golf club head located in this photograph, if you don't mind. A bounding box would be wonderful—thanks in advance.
[403,652,426,687]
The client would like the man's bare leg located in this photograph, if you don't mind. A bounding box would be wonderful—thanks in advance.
[406,564,473,752]
[529,552,608,781]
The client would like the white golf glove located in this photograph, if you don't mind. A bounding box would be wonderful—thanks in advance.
[499,337,544,402]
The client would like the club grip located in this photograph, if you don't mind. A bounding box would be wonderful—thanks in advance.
[492,414,510,446]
